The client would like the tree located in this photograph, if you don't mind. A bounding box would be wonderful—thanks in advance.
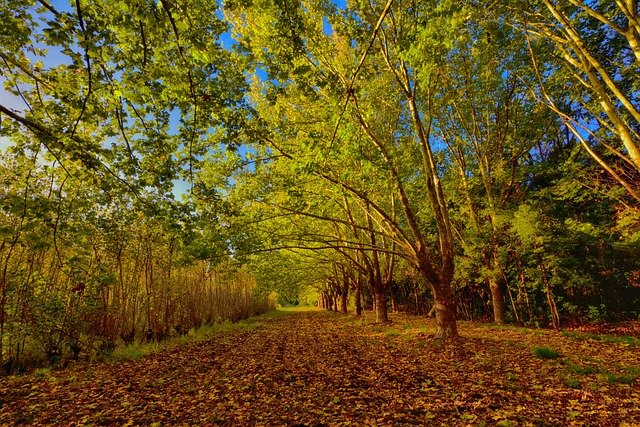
[432,12,562,323]
[506,0,640,204]
[222,0,480,338]
[0,0,247,200]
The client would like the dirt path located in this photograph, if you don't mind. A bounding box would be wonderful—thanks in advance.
[1,310,639,426]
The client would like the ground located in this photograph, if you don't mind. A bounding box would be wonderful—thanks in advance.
[1,309,640,426]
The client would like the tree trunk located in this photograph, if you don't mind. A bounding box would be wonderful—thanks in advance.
[391,289,399,313]
[321,292,329,310]
[489,279,507,324]
[340,285,348,314]
[374,287,388,323]
[432,284,458,339]
[540,263,560,330]
[354,281,362,316]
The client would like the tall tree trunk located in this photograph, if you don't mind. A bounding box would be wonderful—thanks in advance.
[391,288,399,313]
[374,286,388,323]
[540,263,560,330]
[340,284,348,314]
[354,283,362,316]
[486,248,507,324]
[489,279,506,324]
[432,283,458,339]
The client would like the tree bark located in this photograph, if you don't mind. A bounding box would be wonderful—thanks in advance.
[340,283,348,314]
[391,288,399,313]
[432,284,458,339]
[354,284,362,316]
[374,287,389,323]
[489,279,506,324]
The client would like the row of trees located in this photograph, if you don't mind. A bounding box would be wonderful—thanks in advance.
[0,0,276,372]
[215,0,640,336]
[0,148,272,372]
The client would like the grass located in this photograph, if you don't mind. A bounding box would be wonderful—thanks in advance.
[371,325,402,336]
[505,371,517,382]
[563,376,582,389]
[562,360,638,386]
[602,373,637,385]
[384,329,401,337]
[533,346,560,359]
[561,331,640,347]
[625,365,640,375]
[565,362,599,375]
[109,342,160,361]
[108,316,266,362]
[480,323,543,335]
[32,367,53,379]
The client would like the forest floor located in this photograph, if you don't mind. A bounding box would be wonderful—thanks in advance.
[1,309,640,426]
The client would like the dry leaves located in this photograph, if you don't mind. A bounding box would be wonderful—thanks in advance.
[1,310,639,426]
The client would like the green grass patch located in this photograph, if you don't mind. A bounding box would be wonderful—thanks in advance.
[109,342,159,361]
[624,365,640,375]
[578,355,603,364]
[480,324,542,335]
[108,319,260,362]
[400,322,434,335]
[505,371,517,382]
[563,376,582,389]
[32,367,53,379]
[561,331,640,347]
[384,329,401,337]
[565,362,598,375]
[533,346,560,359]
[602,373,636,385]
[371,326,402,337]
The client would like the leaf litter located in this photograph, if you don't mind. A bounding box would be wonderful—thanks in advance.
[1,309,639,426]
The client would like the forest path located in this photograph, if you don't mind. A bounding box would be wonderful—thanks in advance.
[1,309,640,426]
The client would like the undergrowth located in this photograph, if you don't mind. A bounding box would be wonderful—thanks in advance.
[107,316,266,362]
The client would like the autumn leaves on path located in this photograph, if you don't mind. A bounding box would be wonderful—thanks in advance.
[1,310,640,426]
